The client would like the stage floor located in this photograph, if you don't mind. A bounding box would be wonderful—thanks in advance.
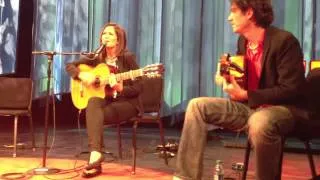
[0,124,319,180]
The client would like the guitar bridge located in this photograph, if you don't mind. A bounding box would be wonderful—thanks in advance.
[80,82,84,97]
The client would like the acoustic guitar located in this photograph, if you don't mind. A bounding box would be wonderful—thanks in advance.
[219,53,246,89]
[71,63,164,110]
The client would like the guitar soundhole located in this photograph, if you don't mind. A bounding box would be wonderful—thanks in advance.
[94,77,101,87]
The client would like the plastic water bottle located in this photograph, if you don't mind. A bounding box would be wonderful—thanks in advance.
[214,160,224,180]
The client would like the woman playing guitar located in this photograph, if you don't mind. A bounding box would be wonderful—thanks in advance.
[66,22,142,178]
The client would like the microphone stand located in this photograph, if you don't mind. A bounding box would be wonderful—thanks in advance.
[31,50,83,175]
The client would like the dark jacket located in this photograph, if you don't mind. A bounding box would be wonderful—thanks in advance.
[237,26,308,121]
[65,50,142,113]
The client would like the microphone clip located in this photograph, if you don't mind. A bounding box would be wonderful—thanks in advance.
[80,44,106,60]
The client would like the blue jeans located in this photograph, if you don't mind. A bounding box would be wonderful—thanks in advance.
[175,97,295,180]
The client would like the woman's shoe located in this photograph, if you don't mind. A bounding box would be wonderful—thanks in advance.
[82,165,102,178]
[85,155,105,170]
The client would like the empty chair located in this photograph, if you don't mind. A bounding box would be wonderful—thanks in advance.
[0,77,36,157]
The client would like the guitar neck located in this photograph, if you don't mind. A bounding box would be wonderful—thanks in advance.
[115,69,143,81]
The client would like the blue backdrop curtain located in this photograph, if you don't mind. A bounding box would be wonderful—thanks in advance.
[31,0,320,124]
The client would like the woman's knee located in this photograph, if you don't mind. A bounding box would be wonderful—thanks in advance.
[87,97,105,108]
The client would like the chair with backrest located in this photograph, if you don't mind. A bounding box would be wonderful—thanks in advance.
[77,77,167,174]
[242,66,320,180]
[130,76,168,174]
[114,76,167,174]
[0,77,36,157]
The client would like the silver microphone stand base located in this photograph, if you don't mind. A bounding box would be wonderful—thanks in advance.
[33,167,60,175]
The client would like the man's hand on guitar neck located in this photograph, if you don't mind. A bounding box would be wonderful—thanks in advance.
[222,76,248,101]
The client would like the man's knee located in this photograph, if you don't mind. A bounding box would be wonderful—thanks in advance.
[183,98,209,125]
[187,97,216,111]
[188,97,202,107]
[248,107,295,140]
[248,111,275,140]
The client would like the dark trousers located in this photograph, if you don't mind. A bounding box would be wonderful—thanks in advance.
[175,97,295,180]
[85,97,138,152]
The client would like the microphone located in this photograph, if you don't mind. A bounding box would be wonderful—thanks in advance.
[94,43,106,55]
[81,43,106,58]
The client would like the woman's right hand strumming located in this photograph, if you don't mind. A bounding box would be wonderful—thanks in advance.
[78,72,96,86]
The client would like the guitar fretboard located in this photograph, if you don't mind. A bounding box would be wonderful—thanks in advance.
[115,69,143,81]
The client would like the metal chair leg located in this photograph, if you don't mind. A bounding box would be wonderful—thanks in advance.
[242,140,251,180]
[303,140,317,178]
[242,135,319,180]
[158,118,168,165]
[13,115,18,158]
[117,124,122,159]
[276,137,285,180]
[28,113,36,151]
[132,121,138,175]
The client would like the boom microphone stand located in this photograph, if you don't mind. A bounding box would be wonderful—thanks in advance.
[31,50,83,175]
[32,45,104,174]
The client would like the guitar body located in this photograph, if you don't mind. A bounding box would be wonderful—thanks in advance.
[71,63,110,110]
[70,63,164,110]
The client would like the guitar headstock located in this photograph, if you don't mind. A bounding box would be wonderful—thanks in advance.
[219,53,231,76]
[217,53,246,88]
[219,54,245,76]
[143,63,165,78]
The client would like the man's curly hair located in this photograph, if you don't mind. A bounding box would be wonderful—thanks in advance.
[231,0,274,28]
